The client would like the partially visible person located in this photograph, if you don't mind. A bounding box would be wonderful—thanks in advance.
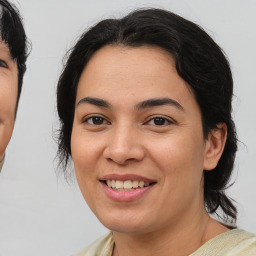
[57,8,256,256]
[0,0,28,172]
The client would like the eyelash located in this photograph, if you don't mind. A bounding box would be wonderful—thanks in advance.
[83,115,173,126]
[0,59,8,68]
[83,115,109,125]
[145,116,173,126]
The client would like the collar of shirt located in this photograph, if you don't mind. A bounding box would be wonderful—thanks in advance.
[0,155,5,172]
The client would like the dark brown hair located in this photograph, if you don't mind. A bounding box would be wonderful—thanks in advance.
[0,0,28,106]
[57,8,237,223]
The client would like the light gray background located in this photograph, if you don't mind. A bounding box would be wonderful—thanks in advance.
[0,0,255,255]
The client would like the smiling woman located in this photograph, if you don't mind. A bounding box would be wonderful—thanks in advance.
[56,8,256,256]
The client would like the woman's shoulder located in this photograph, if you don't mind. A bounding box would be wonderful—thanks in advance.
[191,229,256,256]
[72,232,114,256]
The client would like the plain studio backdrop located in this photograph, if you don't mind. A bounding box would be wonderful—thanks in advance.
[0,0,255,255]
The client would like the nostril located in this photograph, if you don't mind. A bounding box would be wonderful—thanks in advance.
[102,131,145,164]
[104,150,140,165]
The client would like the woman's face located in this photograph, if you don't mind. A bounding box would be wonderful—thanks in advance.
[71,45,213,234]
[0,41,18,160]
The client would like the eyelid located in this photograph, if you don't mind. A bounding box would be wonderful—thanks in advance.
[144,115,175,125]
[82,114,110,125]
[0,59,8,68]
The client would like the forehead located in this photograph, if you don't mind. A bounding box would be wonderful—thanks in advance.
[85,44,175,73]
[0,40,11,56]
[77,45,194,99]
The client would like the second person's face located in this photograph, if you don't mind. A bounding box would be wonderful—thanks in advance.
[0,41,18,160]
[71,45,210,235]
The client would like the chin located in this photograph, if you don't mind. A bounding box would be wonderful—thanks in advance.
[95,209,155,234]
[104,221,149,234]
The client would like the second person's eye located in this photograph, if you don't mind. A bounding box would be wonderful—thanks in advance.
[0,59,8,68]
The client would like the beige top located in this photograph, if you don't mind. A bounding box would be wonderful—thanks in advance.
[73,229,256,256]
[0,156,4,173]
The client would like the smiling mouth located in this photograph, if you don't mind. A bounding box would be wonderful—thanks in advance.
[102,180,156,191]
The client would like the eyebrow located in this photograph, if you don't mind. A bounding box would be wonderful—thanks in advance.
[76,96,184,112]
[76,97,111,108]
[135,97,184,111]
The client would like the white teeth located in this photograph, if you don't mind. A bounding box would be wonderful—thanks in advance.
[115,180,124,189]
[139,181,144,188]
[124,180,133,189]
[105,180,152,190]
[132,180,139,188]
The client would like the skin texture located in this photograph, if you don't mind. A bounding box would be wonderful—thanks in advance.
[71,45,228,256]
[0,41,18,161]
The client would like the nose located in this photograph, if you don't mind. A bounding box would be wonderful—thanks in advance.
[103,124,145,165]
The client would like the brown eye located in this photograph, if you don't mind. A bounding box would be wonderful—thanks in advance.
[84,116,108,125]
[153,117,167,125]
[147,117,172,126]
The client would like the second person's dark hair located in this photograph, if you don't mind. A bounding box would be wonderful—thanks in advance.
[0,0,28,106]
[57,8,237,223]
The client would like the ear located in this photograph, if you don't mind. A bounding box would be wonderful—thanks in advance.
[203,123,227,171]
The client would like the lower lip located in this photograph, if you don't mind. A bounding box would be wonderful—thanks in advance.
[101,182,154,202]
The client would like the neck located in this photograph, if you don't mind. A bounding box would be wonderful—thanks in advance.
[112,209,229,256]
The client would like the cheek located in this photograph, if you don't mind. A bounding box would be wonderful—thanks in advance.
[151,134,204,165]
[71,131,92,202]
[148,137,205,216]
[0,127,14,159]
[71,129,103,185]
[0,77,17,158]
[0,85,17,119]
[148,133,205,188]
[71,130,91,173]
[71,129,106,210]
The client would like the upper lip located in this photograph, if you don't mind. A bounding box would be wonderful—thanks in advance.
[100,174,156,183]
